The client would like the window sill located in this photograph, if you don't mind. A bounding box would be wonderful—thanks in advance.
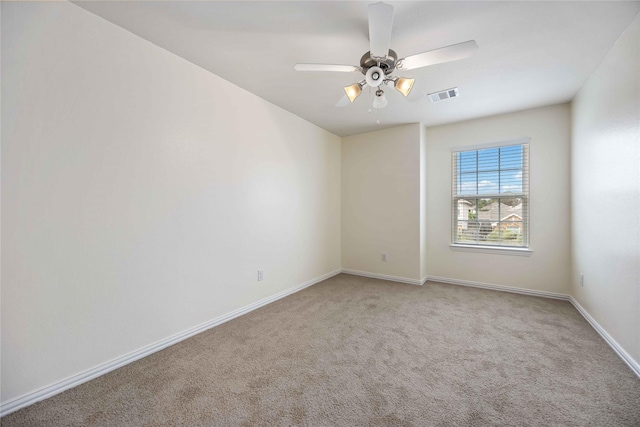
[450,244,533,256]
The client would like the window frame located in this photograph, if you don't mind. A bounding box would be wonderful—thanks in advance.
[450,138,531,254]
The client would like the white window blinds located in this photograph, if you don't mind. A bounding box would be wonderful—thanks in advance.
[452,142,530,248]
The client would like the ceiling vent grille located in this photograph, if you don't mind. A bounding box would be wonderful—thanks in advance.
[428,87,459,103]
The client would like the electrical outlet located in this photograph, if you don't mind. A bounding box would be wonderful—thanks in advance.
[381,253,387,262]
[580,274,584,287]
[258,270,264,281]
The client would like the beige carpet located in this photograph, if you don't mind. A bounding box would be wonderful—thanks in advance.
[3,274,640,426]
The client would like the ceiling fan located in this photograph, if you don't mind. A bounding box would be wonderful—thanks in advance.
[294,2,478,109]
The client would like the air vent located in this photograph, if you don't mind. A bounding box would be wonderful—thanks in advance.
[428,87,459,103]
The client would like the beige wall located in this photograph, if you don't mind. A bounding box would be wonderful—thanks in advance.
[1,2,341,403]
[3,0,637,413]
[425,104,572,294]
[341,124,422,281]
[420,126,428,280]
[571,14,639,364]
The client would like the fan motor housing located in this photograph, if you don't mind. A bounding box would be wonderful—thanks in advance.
[360,49,397,75]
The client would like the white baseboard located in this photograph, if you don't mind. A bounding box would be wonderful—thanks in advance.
[426,275,570,300]
[426,275,640,379]
[569,297,640,378]
[341,269,423,286]
[0,269,341,417]
[4,270,637,417]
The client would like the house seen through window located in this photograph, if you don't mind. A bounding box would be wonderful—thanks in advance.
[452,142,530,248]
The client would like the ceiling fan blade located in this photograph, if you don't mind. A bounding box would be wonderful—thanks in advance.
[368,2,394,59]
[294,64,360,73]
[396,40,478,71]
[335,95,351,108]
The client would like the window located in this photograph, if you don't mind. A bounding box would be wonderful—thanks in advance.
[452,141,529,248]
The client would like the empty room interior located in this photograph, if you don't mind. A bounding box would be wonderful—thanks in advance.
[2,1,640,425]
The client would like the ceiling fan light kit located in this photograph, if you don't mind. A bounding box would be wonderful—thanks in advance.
[394,77,415,97]
[365,66,385,87]
[372,89,388,109]
[344,81,365,103]
[295,2,478,117]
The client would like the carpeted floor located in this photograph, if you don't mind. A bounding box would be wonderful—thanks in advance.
[3,273,640,426]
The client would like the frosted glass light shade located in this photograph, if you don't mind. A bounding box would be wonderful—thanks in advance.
[344,83,362,103]
[365,66,385,87]
[395,77,415,97]
[372,91,388,109]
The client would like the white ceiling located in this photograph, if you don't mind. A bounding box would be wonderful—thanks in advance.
[75,1,640,137]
